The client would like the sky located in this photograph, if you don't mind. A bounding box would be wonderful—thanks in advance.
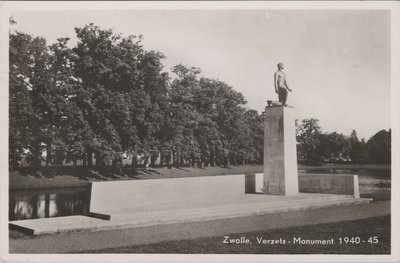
[10,9,391,140]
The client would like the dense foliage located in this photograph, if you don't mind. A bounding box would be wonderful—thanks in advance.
[296,119,391,164]
[9,24,265,169]
[9,23,390,170]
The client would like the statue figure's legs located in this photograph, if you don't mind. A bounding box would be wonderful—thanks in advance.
[278,87,288,106]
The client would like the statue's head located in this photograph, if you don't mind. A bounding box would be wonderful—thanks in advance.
[277,63,284,69]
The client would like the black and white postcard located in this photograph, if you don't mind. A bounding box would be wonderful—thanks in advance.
[0,1,399,262]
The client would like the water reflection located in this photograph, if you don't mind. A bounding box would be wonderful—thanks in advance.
[9,187,91,221]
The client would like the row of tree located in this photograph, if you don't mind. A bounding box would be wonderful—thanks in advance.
[9,22,264,170]
[296,119,391,164]
[9,22,390,170]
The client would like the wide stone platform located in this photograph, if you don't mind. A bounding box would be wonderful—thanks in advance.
[9,174,371,235]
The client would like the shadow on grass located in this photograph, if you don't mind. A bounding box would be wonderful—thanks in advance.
[176,167,191,171]
[14,166,144,181]
[11,164,264,185]
[138,168,161,175]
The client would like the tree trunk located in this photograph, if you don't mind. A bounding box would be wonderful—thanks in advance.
[32,195,38,219]
[144,155,150,168]
[82,153,87,167]
[191,153,195,168]
[179,150,184,167]
[44,194,50,218]
[224,150,228,167]
[113,154,122,174]
[210,148,215,167]
[130,151,138,175]
[95,152,103,167]
[175,151,180,168]
[166,151,172,169]
[32,143,42,169]
[160,152,164,167]
[46,143,52,167]
[150,154,156,167]
[172,150,177,167]
[87,151,93,167]
[9,147,19,171]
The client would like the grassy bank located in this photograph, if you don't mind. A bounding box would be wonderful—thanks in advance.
[9,165,263,190]
[9,164,390,190]
[83,215,390,254]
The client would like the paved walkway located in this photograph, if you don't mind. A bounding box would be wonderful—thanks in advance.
[9,200,390,253]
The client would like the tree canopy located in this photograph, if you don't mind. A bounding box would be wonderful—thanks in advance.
[9,23,265,169]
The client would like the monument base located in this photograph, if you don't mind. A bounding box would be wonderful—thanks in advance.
[263,106,298,196]
[9,174,371,238]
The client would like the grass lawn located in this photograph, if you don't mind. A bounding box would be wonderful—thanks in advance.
[84,215,390,254]
[9,163,390,190]
[298,163,391,170]
[9,165,264,190]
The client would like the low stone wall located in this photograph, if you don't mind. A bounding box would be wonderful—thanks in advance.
[298,173,360,198]
[90,174,251,215]
[89,173,360,216]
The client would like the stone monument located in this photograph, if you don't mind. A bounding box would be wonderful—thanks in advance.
[263,105,299,196]
[262,63,298,195]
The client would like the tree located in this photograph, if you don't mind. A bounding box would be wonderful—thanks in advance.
[9,31,35,169]
[164,64,202,167]
[199,78,248,166]
[296,118,322,164]
[349,130,365,163]
[317,132,350,163]
[367,129,391,164]
[138,50,170,166]
[43,37,86,166]
[244,109,264,164]
[9,29,54,169]
[73,24,146,167]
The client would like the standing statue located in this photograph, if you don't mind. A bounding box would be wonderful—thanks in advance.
[273,63,292,106]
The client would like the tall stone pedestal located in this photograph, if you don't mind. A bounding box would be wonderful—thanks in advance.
[263,106,298,195]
